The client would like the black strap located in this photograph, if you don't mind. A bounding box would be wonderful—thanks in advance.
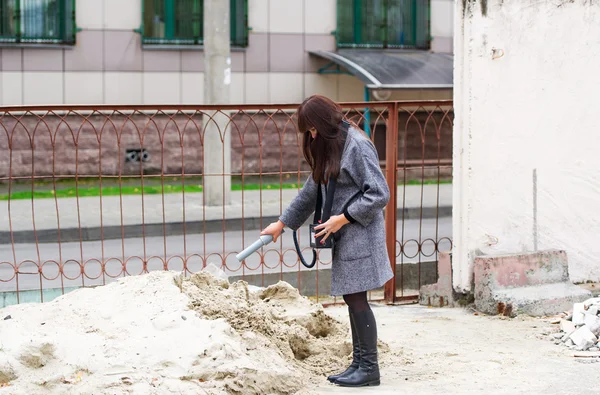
[314,182,323,223]
[322,178,336,220]
[313,177,337,224]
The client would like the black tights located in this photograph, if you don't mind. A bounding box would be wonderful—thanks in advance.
[343,291,371,313]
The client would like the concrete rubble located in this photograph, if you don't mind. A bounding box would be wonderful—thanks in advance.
[548,297,600,355]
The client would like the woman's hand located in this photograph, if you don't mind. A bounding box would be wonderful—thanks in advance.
[314,214,350,244]
[260,220,285,242]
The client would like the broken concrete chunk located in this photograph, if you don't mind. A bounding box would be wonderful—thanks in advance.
[583,314,600,336]
[572,351,600,358]
[564,311,573,321]
[572,303,586,326]
[556,301,600,351]
[583,297,600,308]
[569,326,598,351]
[560,319,576,335]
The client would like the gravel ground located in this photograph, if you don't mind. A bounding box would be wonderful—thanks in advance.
[313,304,600,395]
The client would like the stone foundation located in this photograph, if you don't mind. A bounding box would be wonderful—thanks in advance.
[419,252,455,307]
[474,250,592,317]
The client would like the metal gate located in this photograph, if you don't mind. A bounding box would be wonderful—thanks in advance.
[0,101,452,306]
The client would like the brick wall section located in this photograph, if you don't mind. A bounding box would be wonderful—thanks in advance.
[370,111,454,163]
[0,111,452,180]
[373,111,454,180]
[0,112,307,179]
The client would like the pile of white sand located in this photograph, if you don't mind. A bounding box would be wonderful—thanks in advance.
[0,266,360,394]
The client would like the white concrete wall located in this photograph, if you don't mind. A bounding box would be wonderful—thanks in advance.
[453,0,600,291]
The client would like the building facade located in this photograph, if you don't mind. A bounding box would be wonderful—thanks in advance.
[0,0,454,105]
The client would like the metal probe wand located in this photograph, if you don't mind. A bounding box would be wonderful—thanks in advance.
[235,229,285,262]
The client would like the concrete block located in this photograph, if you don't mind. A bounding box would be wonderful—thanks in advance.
[560,319,576,336]
[583,297,600,308]
[419,252,454,307]
[570,326,598,351]
[474,250,592,316]
[584,314,600,336]
[572,303,586,326]
[475,250,569,291]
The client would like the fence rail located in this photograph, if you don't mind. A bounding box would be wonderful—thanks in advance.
[0,101,453,306]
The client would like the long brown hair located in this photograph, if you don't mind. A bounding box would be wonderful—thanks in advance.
[296,95,347,184]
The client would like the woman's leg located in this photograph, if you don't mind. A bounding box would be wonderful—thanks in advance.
[336,291,380,387]
[343,291,370,313]
[326,293,367,383]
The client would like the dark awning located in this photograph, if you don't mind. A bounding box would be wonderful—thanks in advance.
[309,49,453,90]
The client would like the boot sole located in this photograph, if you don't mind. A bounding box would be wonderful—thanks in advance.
[335,379,380,387]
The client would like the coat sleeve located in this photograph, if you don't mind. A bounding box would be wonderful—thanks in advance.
[343,138,390,228]
[279,174,318,230]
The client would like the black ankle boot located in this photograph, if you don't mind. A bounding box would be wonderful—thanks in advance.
[327,308,360,383]
[335,309,380,387]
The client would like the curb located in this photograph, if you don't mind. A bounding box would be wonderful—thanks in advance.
[0,260,439,308]
[0,206,452,244]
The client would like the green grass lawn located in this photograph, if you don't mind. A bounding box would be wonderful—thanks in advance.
[0,183,299,200]
[0,179,451,201]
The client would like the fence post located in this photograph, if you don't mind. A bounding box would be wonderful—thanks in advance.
[384,103,398,304]
[204,0,232,206]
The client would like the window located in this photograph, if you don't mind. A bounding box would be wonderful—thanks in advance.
[142,0,248,47]
[336,0,430,49]
[0,0,75,44]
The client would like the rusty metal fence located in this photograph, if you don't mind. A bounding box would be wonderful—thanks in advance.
[0,101,453,306]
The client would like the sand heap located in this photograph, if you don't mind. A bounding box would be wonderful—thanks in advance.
[0,266,370,394]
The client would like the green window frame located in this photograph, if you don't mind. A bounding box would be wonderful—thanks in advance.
[142,0,248,47]
[0,0,75,44]
[336,0,430,49]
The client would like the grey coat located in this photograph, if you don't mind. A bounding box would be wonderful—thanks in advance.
[279,125,394,296]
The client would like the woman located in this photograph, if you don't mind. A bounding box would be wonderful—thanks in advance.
[260,95,393,387]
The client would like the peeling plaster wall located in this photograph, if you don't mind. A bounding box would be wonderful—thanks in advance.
[452,0,600,292]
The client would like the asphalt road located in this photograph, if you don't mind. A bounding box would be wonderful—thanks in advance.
[0,217,451,293]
